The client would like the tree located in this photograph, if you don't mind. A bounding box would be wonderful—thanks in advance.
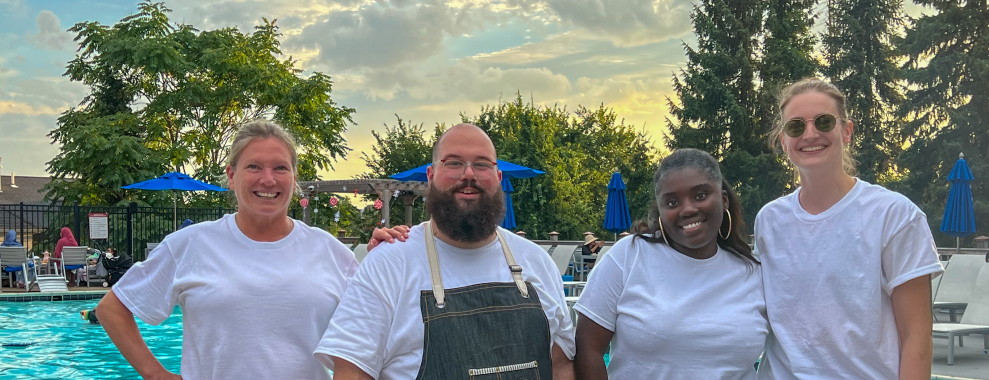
[359,116,443,227]
[467,96,657,240]
[822,0,905,183]
[666,0,778,228]
[45,2,354,206]
[893,0,989,244]
[750,0,821,206]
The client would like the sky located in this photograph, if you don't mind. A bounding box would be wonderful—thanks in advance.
[0,0,929,180]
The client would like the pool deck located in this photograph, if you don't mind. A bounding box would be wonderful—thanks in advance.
[1,286,986,379]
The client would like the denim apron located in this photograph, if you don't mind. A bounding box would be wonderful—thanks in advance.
[415,222,552,380]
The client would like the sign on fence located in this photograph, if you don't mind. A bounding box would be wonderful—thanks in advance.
[88,212,109,239]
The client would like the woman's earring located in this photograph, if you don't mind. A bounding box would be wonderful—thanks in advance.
[719,209,733,240]
[657,218,667,243]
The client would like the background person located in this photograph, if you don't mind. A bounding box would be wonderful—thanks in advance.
[3,229,34,288]
[96,120,358,379]
[574,148,766,379]
[52,226,81,284]
[316,123,575,380]
[755,77,942,379]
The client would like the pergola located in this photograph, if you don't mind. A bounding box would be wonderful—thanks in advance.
[297,179,428,227]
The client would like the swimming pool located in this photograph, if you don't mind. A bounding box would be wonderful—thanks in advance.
[0,300,182,379]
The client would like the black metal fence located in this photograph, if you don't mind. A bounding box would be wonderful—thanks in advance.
[0,202,233,262]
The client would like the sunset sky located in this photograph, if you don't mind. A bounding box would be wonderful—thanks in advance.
[0,0,928,180]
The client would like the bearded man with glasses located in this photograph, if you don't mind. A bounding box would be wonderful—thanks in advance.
[316,123,576,380]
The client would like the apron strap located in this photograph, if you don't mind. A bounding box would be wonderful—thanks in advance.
[424,221,529,308]
[423,222,446,308]
[495,231,529,298]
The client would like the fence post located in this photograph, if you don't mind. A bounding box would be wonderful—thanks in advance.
[18,202,25,248]
[73,202,81,243]
[127,202,137,259]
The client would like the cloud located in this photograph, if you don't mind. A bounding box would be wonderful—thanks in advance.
[167,0,368,35]
[0,113,60,177]
[471,31,590,65]
[0,100,61,116]
[544,0,692,46]
[29,10,73,51]
[292,1,470,71]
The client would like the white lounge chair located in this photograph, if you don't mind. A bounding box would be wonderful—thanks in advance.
[932,260,989,365]
[548,244,579,276]
[933,254,985,322]
[1,246,30,292]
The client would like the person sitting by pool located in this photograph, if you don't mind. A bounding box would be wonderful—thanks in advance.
[3,229,34,288]
[52,226,81,285]
[96,120,404,380]
[574,148,767,378]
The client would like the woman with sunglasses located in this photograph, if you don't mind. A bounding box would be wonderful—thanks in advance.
[755,77,942,379]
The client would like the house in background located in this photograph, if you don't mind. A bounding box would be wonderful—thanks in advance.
[0,173,50,205]
[1,174,55,252]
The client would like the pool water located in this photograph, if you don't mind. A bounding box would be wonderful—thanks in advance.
[0,300,182,379]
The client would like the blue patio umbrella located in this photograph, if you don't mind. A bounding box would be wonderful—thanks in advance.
[603,172,632,239]
[122,172,227,228]
[390,160,546,182]
[500,177,517,230]
[940,153,977,255]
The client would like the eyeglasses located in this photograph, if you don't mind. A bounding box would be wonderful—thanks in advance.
[435,159,498,178]
[783,113,839,138]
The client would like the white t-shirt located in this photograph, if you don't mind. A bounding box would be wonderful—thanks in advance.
[113,214,357,380]
[314,224,576,379]
[574,235,767,379]
[754,179,943,379]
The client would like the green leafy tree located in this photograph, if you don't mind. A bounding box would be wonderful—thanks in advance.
[893,0,989,244]
[467,96,657,240]
[666,0,777,228]
[46,2,354,206]
[822,0,905,183]
[359,116,444,227]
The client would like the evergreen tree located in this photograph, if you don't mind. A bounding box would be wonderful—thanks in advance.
[894,0,989,244]
[751,0,820,203]
[822,0,905,183]
[666,0,771,228]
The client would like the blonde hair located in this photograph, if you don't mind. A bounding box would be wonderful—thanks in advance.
[228,120,299,170]
[769,77,858,179]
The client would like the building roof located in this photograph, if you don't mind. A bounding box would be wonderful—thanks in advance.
[0,175,50,205]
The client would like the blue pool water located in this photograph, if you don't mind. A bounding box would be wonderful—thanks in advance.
[0,300,182,379]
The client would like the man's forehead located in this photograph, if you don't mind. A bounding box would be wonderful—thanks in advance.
[435,125,497,160]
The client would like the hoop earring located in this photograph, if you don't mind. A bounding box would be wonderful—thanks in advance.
[719,209,733,240]
[657,218,667,243]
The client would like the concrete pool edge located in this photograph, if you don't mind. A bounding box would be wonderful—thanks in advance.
[0,290,107,302]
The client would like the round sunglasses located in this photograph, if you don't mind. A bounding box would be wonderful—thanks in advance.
[783,113,839,138]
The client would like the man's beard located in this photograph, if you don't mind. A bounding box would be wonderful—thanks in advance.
[426,180,506,243]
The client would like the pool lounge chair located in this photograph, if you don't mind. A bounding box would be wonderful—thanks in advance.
[0,246,30,292]
[933,255,985,322]
[932,261,989,365]
[549,245,579,277]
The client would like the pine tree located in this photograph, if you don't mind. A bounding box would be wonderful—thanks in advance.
[894,0,989,244]
[822,0,905,183]
[666,0,771,228]
[752,0,820,206]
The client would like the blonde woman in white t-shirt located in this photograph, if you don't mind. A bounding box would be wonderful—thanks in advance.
[754,77,942,379]
[574,148,767,379]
